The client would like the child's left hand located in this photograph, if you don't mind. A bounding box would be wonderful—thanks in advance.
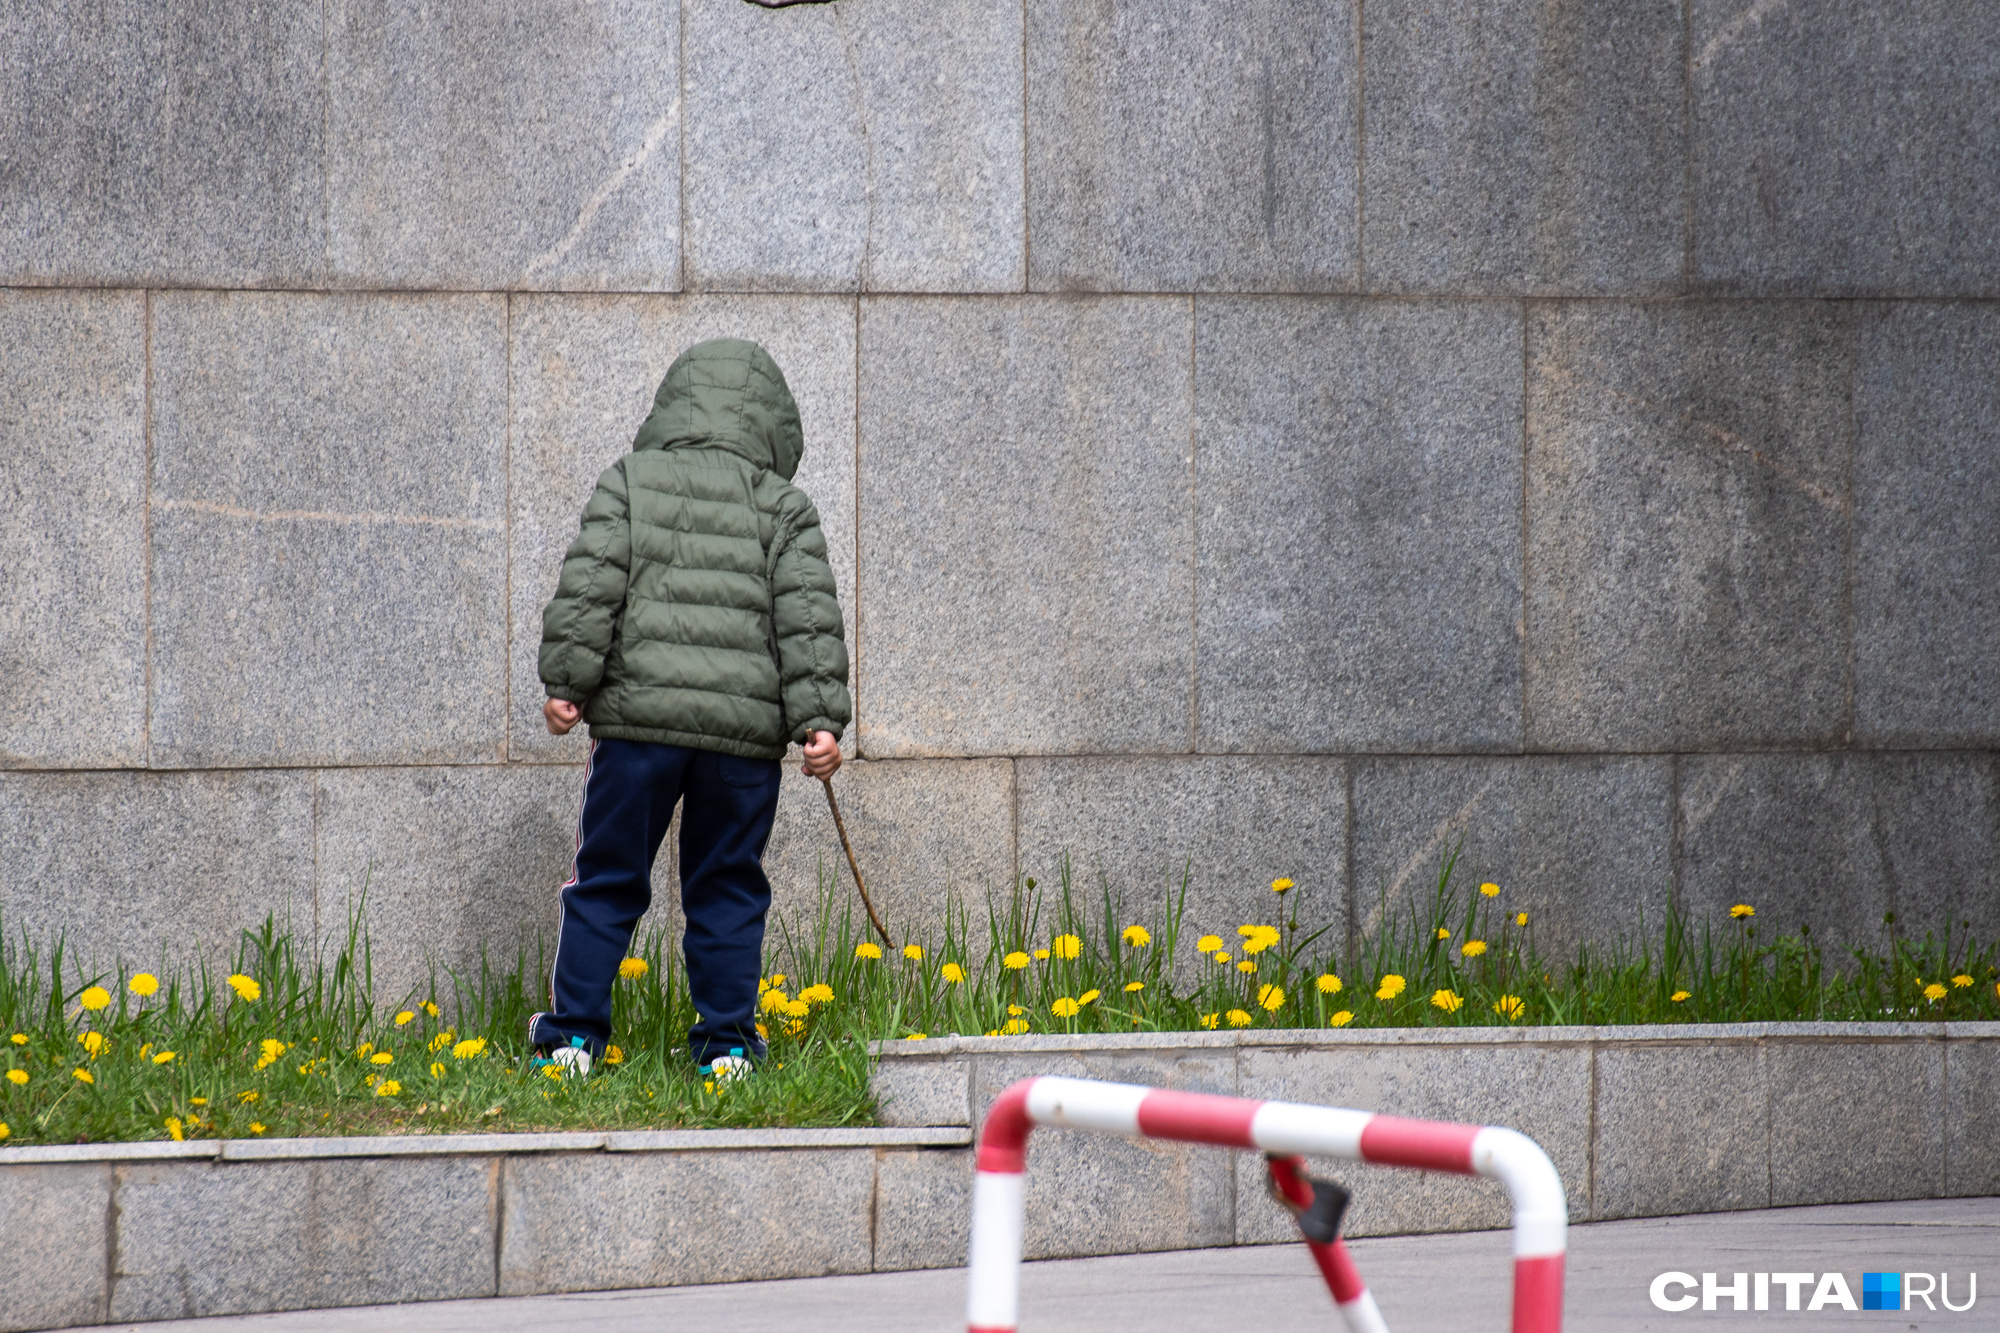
[801,730,842,779]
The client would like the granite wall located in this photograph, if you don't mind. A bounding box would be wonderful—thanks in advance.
[2,0,1996,995]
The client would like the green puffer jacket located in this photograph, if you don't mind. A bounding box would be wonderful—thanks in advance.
[539,339,851,759]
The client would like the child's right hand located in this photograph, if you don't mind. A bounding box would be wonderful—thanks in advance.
[543,698,582,735]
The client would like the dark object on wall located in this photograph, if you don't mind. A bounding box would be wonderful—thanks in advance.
[742,0,837,8]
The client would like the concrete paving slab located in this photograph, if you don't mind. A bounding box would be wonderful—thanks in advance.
[63,1197,1998,1332]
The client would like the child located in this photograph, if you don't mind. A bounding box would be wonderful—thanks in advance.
[534,338,850,1080]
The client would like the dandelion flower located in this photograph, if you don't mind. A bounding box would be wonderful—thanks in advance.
[1329,1010,1354,1028]
[375,1080,401,1097]
[1924,983,1948,1001]
[1237,961,1257,974]
[1257,984,1285,1012]
[1431,989,1463,1013]
[370,1052,394,1066]
[799,983,834,1005]
[1375,974,1406,1000]
[1006,1004,1025,1016]
[129,973,160,998]
[452,1038,488,1060]
[1226,1009,1253,1028]
[1435,927,1451,941]
[152,1051,176,1065]
[1051,997,1081,1018]
[393,1011,416,1027]
[79,986,110,1012]
[1951,974,1974,989]
[1211,950,1232,965]
[79,1031,106,1056]
[1194,935,1223,953]
[1033,949,1050,961]
[1198,1013,1220,1029]
[0,1124,8,1140]
[73,1068,93,1084]
[6,1070,27,1086]
[250,1123,266,1135]
[1079,989,1100,1005]
[1051,934,1082,961]
[165,1117,184,1141]
[1316,974,1342,994]
[1670,990,1691,1002]
[1493,995,1525,1019]
[423,1001,440,1017]
[1516,913,1529,927]
[941,962,967,984]
[782,999,809,1019]
[605,1046,624,1064]
[769,974,786,987]
[356,1042,375,1057]
[1003,952,1029,971]
[904,1033,927,1041]
[8,1035,23,1045]
[903,944,924,962]
[615,956,649,981]
[238,1090,259,1103]
[1480,882,1500,898]
[1271,877,1295,894]
[256,1039,287,1070]
[226,975,261,1002]
[1123,981,1145,993]
[1239,925,1282,955]
[760,989,790,1013]
[1729,904,1755,920]
[854,942,882,961]
[1460,940,1488,958]
[1000,1018,1031,1036]
[1121,925,1151,948]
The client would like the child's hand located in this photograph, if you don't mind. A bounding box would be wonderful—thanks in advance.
[543,698,582,735]
[801,730,842,780]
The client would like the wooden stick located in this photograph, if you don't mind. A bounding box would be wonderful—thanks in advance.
[821,775,893,950]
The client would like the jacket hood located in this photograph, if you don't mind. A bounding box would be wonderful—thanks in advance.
[631,338,804,480]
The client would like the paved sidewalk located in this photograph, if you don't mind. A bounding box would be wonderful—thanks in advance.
[75,1197,1996,1333]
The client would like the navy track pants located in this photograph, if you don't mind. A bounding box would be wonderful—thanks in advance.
[531,738,781,1066]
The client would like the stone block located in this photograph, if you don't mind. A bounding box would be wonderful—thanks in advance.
[0,770,313,973]
[871,1059,971,1128]
[873,1147,974,1272]
[1945,1037,2000,1198]
[685,0,1023,292]
[313,765,595,1004]
[971,1048,1237,1259]
[0,290,148,769]
[858,297,1193,756]
[1026,0,1357,292]
[763,759,1014,947]
[0,1163,109,1332]
[499,1148,873,1293]
[1349,756,1672,962]
[1678,753,2000,953]
[1362,0,1685,294]
[508,295,856,762]
[1194,297,1523,753]
[1768,1038,1945,1207]
[148,292,508,768]
[110,1157,496,1320]
[0,2,326,286]
[1235,1041,1590,1241]
[1854,303,2000,746]
[1015,756,1347,975]
[325,0,679,290]
[1592,1041,1767,1219]
[1690,0,2000,296]
[1524,302,1853,750]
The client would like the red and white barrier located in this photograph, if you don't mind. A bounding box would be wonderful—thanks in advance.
[966,1076,1567,1333]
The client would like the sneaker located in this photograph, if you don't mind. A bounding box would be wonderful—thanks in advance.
[531,1034,594,1079]
[698,1047,754,1084]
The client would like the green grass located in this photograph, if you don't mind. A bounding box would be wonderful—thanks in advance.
[1,847,1993,1146]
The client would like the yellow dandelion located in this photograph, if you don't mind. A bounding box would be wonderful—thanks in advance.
[451,1038,488,1060]
[355,1042,375,1057]
[238,1090,259,1103]
[1329,1010,1354,1028]
[1950,974,1973,989]
[904,1033,927,1041]
[78,986,110,1012]
[375,1080,401,1097]
[249,1123,266,1135]
[256,1038,287,1069]
[1480,882,1500,897]
[1006,1004,1025,1016]
[423,1001,439,1017]
[226,975,260,1002]
[370,1051,394,1066]
[364,1074,377,1087]
[1316,973,1342,994]
[1375,974,1406,1000]
[1516,912,1529,927]
[760,989,790,1013]
[1257,984,1284,1012]
[782,999,809,1019]
[1000,1018,1030,1035]
[1493,994,1525,1019]
[165,1116,184,1141]
[1460,940,1488,958]
[1212,950,1232,964]
[1431,989,1463,1013]
[1003,951,1029,971]
[1123,981,1144,993]
[1121,925,1151,948]
[1079,989,1100,1005]
[855,942,882,960]
[618,957,649,980]
[1923,982,1948,1001]
[129,973,160,997]
[1239,925,1281,955]
[1729,904,1755,919]
[1270,877,1295,894]
[78,1031,106,1056]
[1051,934,1082,961]
[1435,927,1450,941]
[1198,1012,1220,1029]
[799,983,835,1005]
[430,1062,445,1077]
[941,962,967,984]
[393,1011,415,1027]
[1195,934,1223,953]
[1226,1009,1253,1028]
[1033,948,1050,961]
[152,1051,176,1065]
[769,974,786,987]
[1051,997,1081,1018]
[5,1070,27,1086]
[73,1067,94,1084]
[8,1034,23,1045]
[605,1046,624,1064]
[903,944,924,962]
[1237,960,1257,974]
[756,1023,768,1040]
[428,1031,455,1053]
[0,1123,8,1140]
[1670,990,1691,1002]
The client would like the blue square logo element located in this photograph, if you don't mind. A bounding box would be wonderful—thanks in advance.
[1862,1272,1902,1311]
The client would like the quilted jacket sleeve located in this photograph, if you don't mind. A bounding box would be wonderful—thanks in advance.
[770,492,852,743]
[539,460,632,704]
